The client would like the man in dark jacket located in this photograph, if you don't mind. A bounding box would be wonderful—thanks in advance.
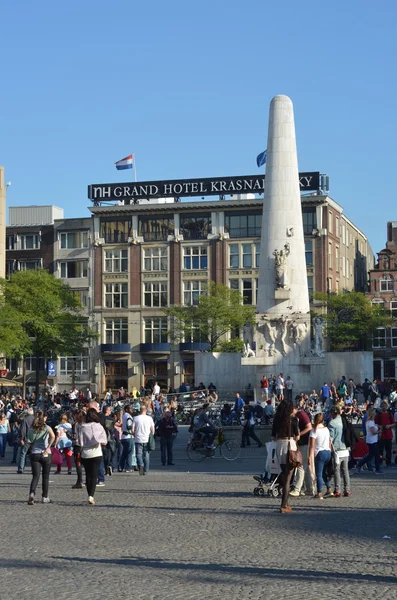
[17,407,34,473]
[158,411,178,466]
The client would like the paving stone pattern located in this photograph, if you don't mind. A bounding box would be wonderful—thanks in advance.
[0,429,396,600]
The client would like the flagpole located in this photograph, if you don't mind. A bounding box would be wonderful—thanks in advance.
[133,155,137,182]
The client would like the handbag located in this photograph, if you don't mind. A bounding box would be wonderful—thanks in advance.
[147,432,156,453]
[287,419,303,468]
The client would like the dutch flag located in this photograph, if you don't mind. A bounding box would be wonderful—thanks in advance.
[114,154,134,170]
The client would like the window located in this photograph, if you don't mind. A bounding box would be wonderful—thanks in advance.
[19,260,41,271]
[180,214,211,240]
[229,244,239,268]
[76,289,89,309]
[183,280,207,306]
[138,216,174,241]
[302,208,316,234]
[305,241,313,266]
[20,234,40,250]
[25,356,45,371]
[6,235,15,250]
[328,211,333,234]
[60,261,88,278]
[242,279,253,304]
[184,322,206,343]
[335,246,339,271]
[242,244,252,268]
[336,217,339,238]
[144,247,167,271]
[144,282,168,307]
[307,275,314,298]
[381,279,394,292]
[336,280,339,293]
[105,318,128,344]
[254,243,260,268]
[229,279,239,291]
[105,283,128,308]
[224,212,262,238]
[144,317,168,343]
[391,328,397,348]
[183,246,208,270]
[100,219,132,243]
[60,354,89,376]
[373,328,386,348]
[328,242,332,269]
[105,249,128,273]
[391,301,397,320]
[60,231,88,249]
[5,358,18,372]
[346,258,350,279]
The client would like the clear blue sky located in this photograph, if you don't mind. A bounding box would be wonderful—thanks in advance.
[1,0,396,255]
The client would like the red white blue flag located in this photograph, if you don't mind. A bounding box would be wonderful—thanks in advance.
[114,154,134,170]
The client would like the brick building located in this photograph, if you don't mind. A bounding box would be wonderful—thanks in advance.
[367,221,397,381]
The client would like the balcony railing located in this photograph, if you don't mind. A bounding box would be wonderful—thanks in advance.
[227,227,261,238]
[140,343,171,353]
[142,232,172,242]
[103,233,129,244]
[181,228,209,240]
[101,343,131,353]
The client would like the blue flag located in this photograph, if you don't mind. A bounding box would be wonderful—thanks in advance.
[256,150,267,168]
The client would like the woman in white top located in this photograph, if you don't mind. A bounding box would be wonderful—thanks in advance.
[356,407,384,474]
[309,413,332,499]
[77,408,107,505]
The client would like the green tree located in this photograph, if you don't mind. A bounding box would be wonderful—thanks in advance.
[314,291,391,351]
[0,269,97,397]
[164,281,256,352]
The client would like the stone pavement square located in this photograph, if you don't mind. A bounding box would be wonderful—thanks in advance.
[0,440,396,600]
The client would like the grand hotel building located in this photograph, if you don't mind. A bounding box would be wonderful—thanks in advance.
[5,191,374,393]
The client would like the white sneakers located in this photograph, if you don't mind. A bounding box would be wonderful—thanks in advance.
[88,496,95,505]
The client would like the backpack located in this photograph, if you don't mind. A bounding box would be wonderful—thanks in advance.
[341,414,358,449]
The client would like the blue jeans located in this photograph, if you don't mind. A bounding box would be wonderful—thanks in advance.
[160,437,174,465]
[358,442,381,472]
[18,443,29,471]
[135,442,150,473]
[120,438,134,471]
[314,449,331,493]
[0,433,7,458]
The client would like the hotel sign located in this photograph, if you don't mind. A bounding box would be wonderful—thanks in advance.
[88,172,320,203]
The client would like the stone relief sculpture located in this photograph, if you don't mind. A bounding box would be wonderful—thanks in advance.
[312,316,326,357]
[242,342,256,358]
[273,243,290,289]
[264,319,278,356]
[290,320,307,354]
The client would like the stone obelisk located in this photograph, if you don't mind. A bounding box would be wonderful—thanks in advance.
[255,95,311,359]
[0,167,6,280]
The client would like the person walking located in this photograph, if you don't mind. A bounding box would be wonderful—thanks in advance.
[290,401,314,498]
[356,407,384,475]
[158,411,178,466]
[328,406,351,497]
[77,408,107,505]
[72,410,85,489]
[241,400,262,448]
[26,410,56,505]
[133,405,155,475]
[309,413,333,499]
[17,407,34,473]
[271,399,300,513]
[55,414,73,474]
[119,405,136,473]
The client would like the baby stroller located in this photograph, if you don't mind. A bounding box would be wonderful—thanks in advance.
[253,441,283,497]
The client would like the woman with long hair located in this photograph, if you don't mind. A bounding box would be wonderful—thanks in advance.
[77,407,107,505]
[271,399,300,513]
[26,410,56,505]
[309,413,332,499]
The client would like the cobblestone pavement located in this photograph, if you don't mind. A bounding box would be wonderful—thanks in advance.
[0,430,396,600]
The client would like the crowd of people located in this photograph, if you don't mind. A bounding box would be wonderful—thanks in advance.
[0,373,396,510]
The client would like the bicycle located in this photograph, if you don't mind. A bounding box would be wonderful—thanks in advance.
[186,428,241,462]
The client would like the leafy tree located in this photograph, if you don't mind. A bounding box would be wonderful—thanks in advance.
[314,291,391,351]
[0,269,97,396]
[164,281,256,352]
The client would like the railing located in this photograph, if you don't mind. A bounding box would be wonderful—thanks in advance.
[142,232,171,242]
[181,228,209,240]
[227,227,261,238]
[103,233,129,244]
